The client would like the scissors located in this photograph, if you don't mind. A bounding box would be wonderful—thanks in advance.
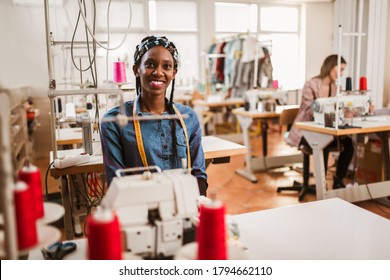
[41,241,77,260]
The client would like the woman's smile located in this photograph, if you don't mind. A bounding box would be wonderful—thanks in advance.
[149,79,165,89]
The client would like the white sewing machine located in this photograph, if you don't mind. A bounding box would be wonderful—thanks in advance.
[245,89,287,112]
[101,166,200,259]
[312,94,371,126]
[81,111,101,155]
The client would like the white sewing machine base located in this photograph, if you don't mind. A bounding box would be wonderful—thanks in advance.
[301,124,390,202]
[236,153,303,183]
[234,110,302,183]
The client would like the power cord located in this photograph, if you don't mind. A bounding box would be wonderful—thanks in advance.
[77,0,133,51]
[44,161,55,201]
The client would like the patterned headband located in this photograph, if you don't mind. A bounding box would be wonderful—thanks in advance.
[133,35,179,69]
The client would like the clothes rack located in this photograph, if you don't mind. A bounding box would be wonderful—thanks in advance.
[204,35,274,99]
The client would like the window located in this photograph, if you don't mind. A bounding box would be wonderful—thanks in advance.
[215,2,257,33]
[149,0,198,32]
[96,1,145,30]
[260,7,298,32]
[264,34,300,91]
[215,2,302,91]
[259,6,300,90]
[148,1,199,85]
[57,0,199,87]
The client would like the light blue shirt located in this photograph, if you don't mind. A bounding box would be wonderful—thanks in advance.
[100,99,207,186]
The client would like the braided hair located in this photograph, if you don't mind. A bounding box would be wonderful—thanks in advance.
[133,35,180,166]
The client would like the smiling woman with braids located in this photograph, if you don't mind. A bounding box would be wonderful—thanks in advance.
[100,35,208,195]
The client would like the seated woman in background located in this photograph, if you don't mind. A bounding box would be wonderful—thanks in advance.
[287,54,353,189]
[100,35,208,195]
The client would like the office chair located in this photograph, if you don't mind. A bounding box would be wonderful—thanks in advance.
[277,147,316,201]
[276,107,316,201]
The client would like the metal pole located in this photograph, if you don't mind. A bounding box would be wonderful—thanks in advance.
[335,25,342,130]
[44,0,55,90]
[44,0,59,161]
[0,92,18,260]
[355,0,364,90]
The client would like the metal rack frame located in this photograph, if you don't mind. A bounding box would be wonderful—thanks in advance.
[0,91,19,260]
[44,0,125,160]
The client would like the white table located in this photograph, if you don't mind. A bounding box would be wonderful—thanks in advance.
[50,136,247,177]
[296,116,390,202]
[55,127,83,147]
[202,135,247,166]
[233,105,302,182]
[234,198,390,259]
[29,198,390,260]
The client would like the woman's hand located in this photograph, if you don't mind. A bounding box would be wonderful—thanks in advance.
[343,109,354,118]
[369,104,375,114]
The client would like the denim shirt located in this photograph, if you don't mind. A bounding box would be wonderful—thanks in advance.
[100,99,207,186]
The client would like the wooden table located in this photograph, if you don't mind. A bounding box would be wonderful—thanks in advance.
[50,136,246,240]
[174,95,194,106]
[51,135,247,177]
[296,115,390,202]
[192,98,245,135]
[232,105,302,183]
[55,127,83,147]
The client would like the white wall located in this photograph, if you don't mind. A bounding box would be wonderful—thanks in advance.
[384,3,390,107]
[1,0,386,107]
[0,1,334,90]
[305,2,334,81]
[0,1,48,88]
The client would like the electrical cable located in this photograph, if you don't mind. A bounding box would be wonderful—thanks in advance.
[350,137,390,217]
[77,0,133,51]
[81,172,104,208]
[83,0,97,87]
[87,172,101,198]
[44,161,55,201]
[70,3,95,73]
[104,0,113,86]
[93,1,98,88]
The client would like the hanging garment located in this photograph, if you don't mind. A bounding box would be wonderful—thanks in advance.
[215,42,227,83]
[223,39,242,89]
[240,36,264,63]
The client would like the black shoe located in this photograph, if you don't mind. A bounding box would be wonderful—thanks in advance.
[333,176,346,189]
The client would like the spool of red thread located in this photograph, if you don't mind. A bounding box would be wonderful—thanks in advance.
[196,200,227,260]
[18,164,44,219]
[14,181,38,250]
[272,80,279,89]
[86,209,123,260]
[113,61,127,84]
[359,76,367,91]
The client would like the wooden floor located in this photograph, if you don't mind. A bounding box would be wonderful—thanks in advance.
[207,122,390,219]
[36,121,390,223]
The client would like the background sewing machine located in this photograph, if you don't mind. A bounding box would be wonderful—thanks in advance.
[81,113,101,156]
[245,88,287,112]
[312,94,371,127]
[101,166,200,259]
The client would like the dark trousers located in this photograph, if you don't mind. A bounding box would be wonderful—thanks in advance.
[300,136,354,180]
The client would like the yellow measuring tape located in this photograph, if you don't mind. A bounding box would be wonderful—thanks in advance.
[133,100,191,170]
